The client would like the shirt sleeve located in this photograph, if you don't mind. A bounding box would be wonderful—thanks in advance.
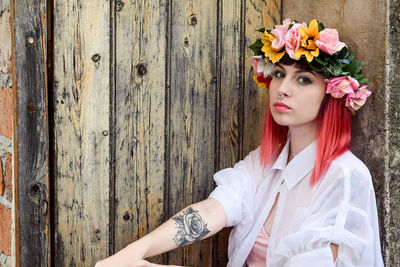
[275,164,384,267]
[208,146,262,227]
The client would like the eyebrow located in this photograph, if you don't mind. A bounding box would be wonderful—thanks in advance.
[275,63,317,77]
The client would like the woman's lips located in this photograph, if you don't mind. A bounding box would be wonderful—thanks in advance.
[273,102,291,112]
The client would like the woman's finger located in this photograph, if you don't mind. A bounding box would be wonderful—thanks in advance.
[131,259,188,267]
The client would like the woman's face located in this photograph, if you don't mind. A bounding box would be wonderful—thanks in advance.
[269,63,326,128]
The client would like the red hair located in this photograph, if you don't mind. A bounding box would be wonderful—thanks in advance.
[260,85,352,185]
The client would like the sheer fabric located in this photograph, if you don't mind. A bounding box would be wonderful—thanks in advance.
[209,137,384,267]
[246,227,270,267]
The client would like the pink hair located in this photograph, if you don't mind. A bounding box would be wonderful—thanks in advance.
[260,94,351,185]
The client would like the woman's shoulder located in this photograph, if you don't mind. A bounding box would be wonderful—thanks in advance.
[324,150,373,187]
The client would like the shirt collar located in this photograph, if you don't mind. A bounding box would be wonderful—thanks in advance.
[266,136,317,190]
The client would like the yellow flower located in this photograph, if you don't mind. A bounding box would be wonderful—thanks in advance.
[261,32,285,63]
[295,19,320,62]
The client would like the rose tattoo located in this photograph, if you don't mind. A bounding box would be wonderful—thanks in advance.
[172,207,210,247]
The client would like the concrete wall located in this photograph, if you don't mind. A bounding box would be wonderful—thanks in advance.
[0,0,14,266]
[283,0,399,265]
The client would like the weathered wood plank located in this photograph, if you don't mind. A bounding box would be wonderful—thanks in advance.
[12,0,50,266]
[113,0,167,264]
[243,0,281,155]
[52,1,110,266]
[168,1,217,265]
[211,0,243,265]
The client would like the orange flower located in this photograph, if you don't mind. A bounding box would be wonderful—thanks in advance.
[261,32,285,63]
[294,19,320,62]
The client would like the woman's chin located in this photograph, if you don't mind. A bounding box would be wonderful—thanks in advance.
[271,113,291,126]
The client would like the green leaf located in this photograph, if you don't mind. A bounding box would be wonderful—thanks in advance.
[248,39,264,56]
[318,22,325,32]
[256,27,266,33]
[343,59,364,75]
[354,73,369,84]
[309,64,324,72]
[336,47,348,59]
[333,63,342,76]
[347,53,355,61]
[315,57,328,66]
[358,76,369,85]
[327,67,335,75]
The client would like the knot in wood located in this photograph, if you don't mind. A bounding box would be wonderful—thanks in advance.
[116,0,125,12]
[184,37,190,47]
[26,36,35,46]
[189,14,197,26]
[91,54,101,63]
[27,102,36,113]
[30,183,41,194]
[123,211,130,221]
[136,63,147,77]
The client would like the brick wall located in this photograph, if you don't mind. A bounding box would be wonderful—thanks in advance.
[0,0,14,266]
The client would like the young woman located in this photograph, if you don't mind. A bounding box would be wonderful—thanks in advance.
[96,19,384,267]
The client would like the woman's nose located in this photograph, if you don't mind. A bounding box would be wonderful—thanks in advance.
[277,77,291,97]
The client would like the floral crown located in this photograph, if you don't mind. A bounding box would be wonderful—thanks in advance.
[249,18,371,114]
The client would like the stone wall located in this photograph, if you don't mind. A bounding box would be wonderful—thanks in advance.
[0,0,14,266]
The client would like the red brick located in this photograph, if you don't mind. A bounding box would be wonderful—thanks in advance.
[0,204,11,256]
[0,86,13,139]
[3,153,12,202]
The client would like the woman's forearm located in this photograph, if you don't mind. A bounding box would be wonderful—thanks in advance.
[96,197,226,266]
[128,197,226,258]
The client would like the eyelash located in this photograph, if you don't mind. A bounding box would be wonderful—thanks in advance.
[271,70,312,85]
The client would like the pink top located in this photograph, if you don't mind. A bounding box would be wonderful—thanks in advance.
[246,226,270,267]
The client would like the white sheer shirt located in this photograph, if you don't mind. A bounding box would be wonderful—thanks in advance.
[209,137,384,267]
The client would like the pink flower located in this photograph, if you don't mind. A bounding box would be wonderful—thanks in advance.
[345,85,372,112]
[284,23,304,59]
[270,19,291,50]
[252,57,262,76]
[315,28,346,55]
[325,76,359,98]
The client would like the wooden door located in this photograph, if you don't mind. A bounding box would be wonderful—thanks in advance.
[13,0,280,266]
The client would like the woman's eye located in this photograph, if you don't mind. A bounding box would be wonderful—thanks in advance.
[298,76,312,84]
[273,71,285,79]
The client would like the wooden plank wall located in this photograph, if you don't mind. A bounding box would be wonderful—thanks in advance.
[12,1,51,266]
[113,0,166,265]
[13,0,280,266]
[52,1,111,265]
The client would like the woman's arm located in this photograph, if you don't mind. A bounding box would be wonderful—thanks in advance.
[95,197,227,267]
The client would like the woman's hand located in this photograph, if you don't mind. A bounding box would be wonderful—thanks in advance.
[95,258,187,267]
[94,243,146,267]
[129,259,187,267]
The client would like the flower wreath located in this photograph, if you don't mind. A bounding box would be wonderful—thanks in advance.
[249,18,371,114]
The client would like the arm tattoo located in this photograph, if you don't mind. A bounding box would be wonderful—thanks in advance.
[172,207,211,247]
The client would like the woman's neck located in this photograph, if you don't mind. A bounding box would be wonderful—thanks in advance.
[287,122,317,164]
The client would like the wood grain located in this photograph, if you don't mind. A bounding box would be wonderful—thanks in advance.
[12,0,51,266]
[52,1,110,266]
[243,0,281,155]
[211,0,244,265]
[167,1,217,265]
[113,0,167,264]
